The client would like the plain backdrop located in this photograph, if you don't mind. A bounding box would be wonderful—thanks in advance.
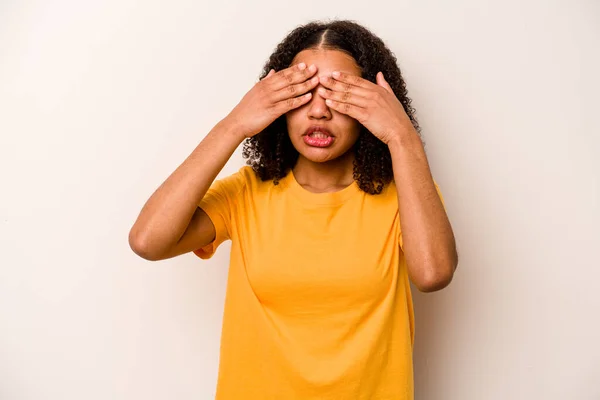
[1,0,599,399]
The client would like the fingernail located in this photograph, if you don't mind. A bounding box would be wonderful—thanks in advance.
[308,64,316,72]
[298,63,306,70]
[332,71,340,78]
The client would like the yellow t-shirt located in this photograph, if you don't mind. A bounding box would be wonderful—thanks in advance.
[195,166,444,399]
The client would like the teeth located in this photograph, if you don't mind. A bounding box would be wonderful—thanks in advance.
[310,131,329,139]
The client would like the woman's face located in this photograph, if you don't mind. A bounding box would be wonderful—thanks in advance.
[286,49,362,163]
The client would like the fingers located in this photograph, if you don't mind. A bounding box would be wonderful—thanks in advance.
[318,73,386,109]
[264,62,319,110]
[376,71,394,94]
[319,75,371,97]
[272,91,313,114]
[272,73,319,103]
[259,69,275,82]
[323,98,367,122]
[316,86,370,108]
[328,70,372,89]
[260,62,319,103]
[270,62,318,92]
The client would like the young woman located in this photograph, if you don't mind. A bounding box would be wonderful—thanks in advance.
[129,19,458,400]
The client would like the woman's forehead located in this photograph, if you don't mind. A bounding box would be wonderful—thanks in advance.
[291,49,361,76]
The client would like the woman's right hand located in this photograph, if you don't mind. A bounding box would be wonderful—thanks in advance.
[225,62,319,138]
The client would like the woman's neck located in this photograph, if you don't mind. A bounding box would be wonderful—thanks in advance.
[292,152,355,193]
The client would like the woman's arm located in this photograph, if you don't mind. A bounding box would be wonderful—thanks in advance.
[128,118,244,261]
[316,71,458,292]
[129,63,320,261]
[388,132,458,292]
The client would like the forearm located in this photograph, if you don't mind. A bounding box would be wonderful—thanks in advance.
[388,130,457,292]
[129,118,244,257]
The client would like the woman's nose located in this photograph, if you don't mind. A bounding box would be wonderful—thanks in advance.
[307,85,332,120]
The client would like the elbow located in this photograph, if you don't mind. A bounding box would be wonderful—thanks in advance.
[128,228,161,261]
[414,273,454,293]
[412,259,458,293]
[408,236,459,293]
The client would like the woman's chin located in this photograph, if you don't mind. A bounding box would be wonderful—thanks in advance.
[290,136,357,164]
[303,153,336,163]
[297,146,352,164]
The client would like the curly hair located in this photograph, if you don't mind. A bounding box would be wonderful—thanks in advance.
[242,19,423,195]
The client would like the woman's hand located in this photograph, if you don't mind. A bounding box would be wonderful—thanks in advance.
[317,71,416,145]
[225,63,319,138]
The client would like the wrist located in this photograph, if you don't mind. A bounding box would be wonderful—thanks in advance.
[218,116,249,143]
[387,127,423,152]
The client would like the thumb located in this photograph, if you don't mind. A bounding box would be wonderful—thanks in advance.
[376,72,393,94]
[260,69,274,81]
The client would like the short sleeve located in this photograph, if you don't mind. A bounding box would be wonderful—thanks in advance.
[398,179,446,251]
[193,169,246,259]
[434,180,446,210]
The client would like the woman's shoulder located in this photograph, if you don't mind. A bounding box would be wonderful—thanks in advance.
[218,165,268,195]
[209,166,254,197]
[237,165,259,181]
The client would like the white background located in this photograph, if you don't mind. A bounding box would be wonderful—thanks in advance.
[1,0,599,399]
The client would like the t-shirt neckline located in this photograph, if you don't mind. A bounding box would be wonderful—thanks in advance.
[283,169,361,206]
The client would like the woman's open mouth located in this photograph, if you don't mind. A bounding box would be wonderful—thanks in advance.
[303,126,334,148]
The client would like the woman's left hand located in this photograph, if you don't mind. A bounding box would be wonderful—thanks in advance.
[318,71,416,145]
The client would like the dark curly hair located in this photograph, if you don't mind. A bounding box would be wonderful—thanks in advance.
[242,19,423,194]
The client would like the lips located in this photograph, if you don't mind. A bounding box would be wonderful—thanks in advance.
[302,126,335,148]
